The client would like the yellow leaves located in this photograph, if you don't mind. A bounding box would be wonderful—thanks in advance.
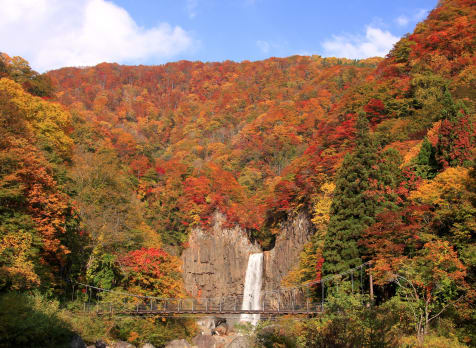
[138,222,162,249]
[402,140,423,166]
[0,230,41,290]
[0,78,73,159]
[311,182,335,229]
[410,167,470,205]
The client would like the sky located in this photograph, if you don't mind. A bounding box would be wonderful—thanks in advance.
[0,0,438,72]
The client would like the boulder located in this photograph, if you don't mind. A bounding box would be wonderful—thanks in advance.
[141,344,155,348]
[192,334,216,348]
[70,334,87,348]
[165,339,191,348]
[114,342,135,348]
[95,341,107,348]
[196,316,216,335]
[226,336,251,348]
[215,322,228,336]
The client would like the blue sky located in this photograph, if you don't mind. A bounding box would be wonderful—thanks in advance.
[1,0,438,72]
[114,0,438,62]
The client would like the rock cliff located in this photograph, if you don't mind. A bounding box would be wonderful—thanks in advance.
[181,212,261,299]
[181,211,314,299]
[263,211,314,291]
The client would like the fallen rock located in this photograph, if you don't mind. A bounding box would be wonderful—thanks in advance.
[226,336,251,348]
[70,334,87,348]
[95,341,107,348]
[141,344,155,348]
[196,316,216,335]
[165,339,191,348]
[114,342,135,348]
[192,334,216,348]
[215,322,228,336]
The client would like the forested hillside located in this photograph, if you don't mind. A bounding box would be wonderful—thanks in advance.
[0,0,474,346]
[48,55,381,248]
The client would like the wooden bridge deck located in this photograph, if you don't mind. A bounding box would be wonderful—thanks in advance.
[94,309,322,316]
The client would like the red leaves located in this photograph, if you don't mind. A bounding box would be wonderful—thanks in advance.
[364,99,386,125]
[362,204,431,262]
[314,257,325,283]
[120,247,183,297]
[121,247,168,275]
[436,113,472,169]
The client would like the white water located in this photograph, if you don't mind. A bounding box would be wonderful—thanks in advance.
[240,252,264,326]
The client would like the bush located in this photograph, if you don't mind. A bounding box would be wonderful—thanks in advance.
[0,292,74,348]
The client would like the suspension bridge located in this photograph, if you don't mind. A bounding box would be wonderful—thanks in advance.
[70,261,373,318]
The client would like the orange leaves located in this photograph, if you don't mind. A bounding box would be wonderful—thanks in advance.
[120,247,183,298]
[421,240,466,284]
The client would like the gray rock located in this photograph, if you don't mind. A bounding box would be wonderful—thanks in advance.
[113,342,135,348]
[141,344,155,348]
[95,341,107,348]
[182,211,313,305]
[192,334,216,348]
[165,339,191,348]
[215,322,228,336]
[196,316,216,335]
[181,212,261,300]
[70,334,87,348]
[263,211,314,307]
[226,336,251,348]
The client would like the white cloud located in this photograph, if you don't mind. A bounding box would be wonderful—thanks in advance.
[413,9,429,22]
[396,15,409,26]
[256,40,271,54]
[322,26,400,59]
[186,0,198,19]
[0,0,195,72]
[395,9,428,27]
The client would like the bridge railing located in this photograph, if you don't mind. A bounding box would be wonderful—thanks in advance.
[72,261,373,316]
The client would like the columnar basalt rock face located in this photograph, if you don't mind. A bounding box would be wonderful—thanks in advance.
[263,212,314,291]
[181,211,313,300]
[181,212,261,299]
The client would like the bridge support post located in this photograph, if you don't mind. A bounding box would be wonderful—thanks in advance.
[361,266,364,297]
[192,299,194,313]
[205,298,208,312]
[351,272,354,293]
[234,297,237,311]
[292,290,295,313]
[370,273,374,305]
[321,281,325,310]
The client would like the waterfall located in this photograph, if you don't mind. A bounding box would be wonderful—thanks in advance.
[240,252,263,325]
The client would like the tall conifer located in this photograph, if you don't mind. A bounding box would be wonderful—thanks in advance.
[322,114,379,275]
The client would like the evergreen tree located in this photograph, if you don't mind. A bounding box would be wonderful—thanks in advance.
[322,114,379,275]
[414,137,438,179]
